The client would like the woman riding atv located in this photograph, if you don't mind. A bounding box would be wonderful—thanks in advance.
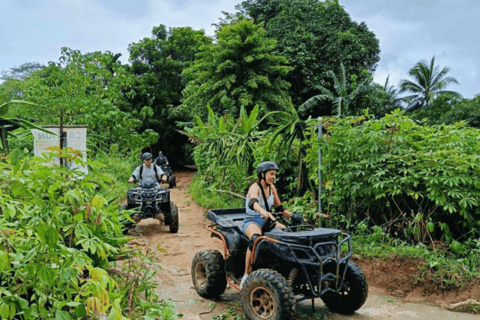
[240,161,303,288]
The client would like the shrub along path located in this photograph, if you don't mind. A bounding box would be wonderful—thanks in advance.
[126,170,479,320]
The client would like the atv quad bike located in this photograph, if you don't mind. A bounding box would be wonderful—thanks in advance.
[120,178,178,233]
[191,208,368,320]
[160,164,176,188]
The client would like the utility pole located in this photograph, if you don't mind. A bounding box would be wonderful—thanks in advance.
[318,117,322,214]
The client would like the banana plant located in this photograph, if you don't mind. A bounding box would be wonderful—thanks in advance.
[264,104,315,194]
[298,62,370,117]
[222,104,264,175]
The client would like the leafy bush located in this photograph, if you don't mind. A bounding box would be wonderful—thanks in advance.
[304,110,480,249]
[0,148,178,319]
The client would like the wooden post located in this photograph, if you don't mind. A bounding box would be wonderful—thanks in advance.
[59,106,65,166]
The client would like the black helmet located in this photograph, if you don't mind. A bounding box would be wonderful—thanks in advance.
[141,152,153,160]
[158,151,163,156]
[257,161,278,178]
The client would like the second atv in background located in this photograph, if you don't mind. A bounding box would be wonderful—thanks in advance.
[155,151,176,188]
[121,178,179,233]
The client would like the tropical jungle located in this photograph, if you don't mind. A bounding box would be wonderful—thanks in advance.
[0,0,479,319]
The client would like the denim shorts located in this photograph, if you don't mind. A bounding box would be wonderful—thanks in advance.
[242,214,266,234]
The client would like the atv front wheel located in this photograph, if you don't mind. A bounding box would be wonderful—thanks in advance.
[191,250,227,298]
[241,269,295,320]
[321,261,368,314]
[168,203,179,233]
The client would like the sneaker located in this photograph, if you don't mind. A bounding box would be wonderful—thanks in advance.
[240,274,249,289]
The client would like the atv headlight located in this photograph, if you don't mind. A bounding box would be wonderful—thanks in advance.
[157,193,168,201]
[133,194,142,201]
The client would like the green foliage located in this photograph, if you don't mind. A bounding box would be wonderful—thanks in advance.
[354,76,403,118]
[304,110,480,248]
[11,48,156,152]
[399,56,462,111]
[232,0,380,108]
[183,103,266,179]
[128,25,212,160]
[180,19,292,119]
[410,93,459,125]
[443,95,480,128]
[0,148,177,319]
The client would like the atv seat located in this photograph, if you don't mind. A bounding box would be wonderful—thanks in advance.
[264,227,341,245]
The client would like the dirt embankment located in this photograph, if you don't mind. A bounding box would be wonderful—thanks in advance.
[128,170,479,320]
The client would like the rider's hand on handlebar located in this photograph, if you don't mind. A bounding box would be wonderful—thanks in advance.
[262,210,276,222]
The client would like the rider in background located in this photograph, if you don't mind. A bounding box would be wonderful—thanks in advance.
[240,161,303,288]
[128,152,164,185]
[155,151,169,166]
[155,151,169,182]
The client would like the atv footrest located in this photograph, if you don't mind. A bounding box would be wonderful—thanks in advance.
[207,208,247,231]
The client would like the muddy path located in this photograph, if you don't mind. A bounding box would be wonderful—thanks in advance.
[128,170,479,320]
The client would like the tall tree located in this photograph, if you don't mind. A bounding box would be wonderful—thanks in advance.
[16,48,154,151]
[128,25,212,160]
[0,62,45,81]
[229,0,380,109]
[0,62,44,104]
[399,56,462,111]
[179,19,292,119]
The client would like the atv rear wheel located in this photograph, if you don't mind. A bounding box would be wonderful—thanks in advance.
[241,269,295,320]
[168,175,176,188]
[321,261,368,314]
[191,250,227,298]
[168,202,179,233]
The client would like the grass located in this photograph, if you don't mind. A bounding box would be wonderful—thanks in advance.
[189,174,244,210]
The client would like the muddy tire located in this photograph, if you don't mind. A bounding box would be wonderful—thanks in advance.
[241,269,295,320]
[191,250,227,298]
[321,261,368,314]
[169,203,179,233]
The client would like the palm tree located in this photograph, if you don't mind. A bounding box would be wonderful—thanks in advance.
[399,56,462,111]
[298,62,369,117]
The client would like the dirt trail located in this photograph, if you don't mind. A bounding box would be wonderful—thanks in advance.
[128,170,479,320]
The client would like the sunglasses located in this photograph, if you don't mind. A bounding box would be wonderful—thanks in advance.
[144,158,152,161]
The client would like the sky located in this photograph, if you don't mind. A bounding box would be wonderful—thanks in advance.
[1,0,479,99]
